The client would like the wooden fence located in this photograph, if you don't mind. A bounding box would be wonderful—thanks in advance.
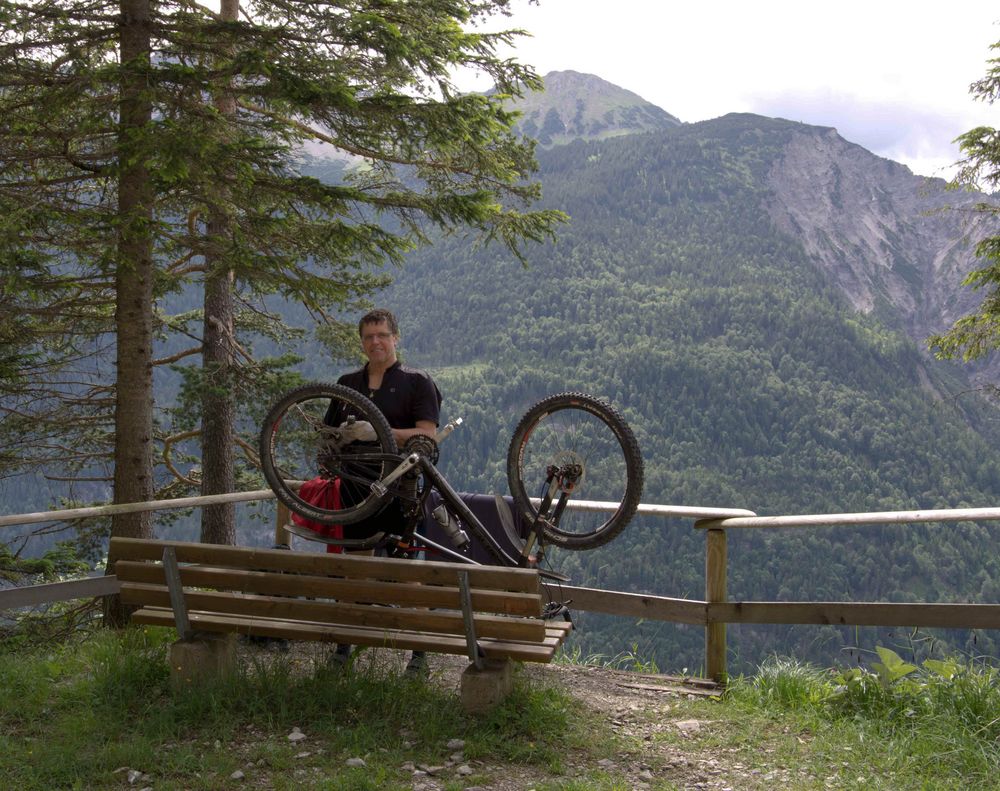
[5,493,1000,683]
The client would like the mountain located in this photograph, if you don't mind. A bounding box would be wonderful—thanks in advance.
[763,121,994,369]
[366,83,1000,672]
[512,74,993,371]
[506,70,681,146]
[12,71,999,674]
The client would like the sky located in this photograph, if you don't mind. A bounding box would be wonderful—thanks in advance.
[456,1,1000,179]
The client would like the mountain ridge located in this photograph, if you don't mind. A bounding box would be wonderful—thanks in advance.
[372,94,1000,670]
[508,73,993,377]
[506,70,681,146]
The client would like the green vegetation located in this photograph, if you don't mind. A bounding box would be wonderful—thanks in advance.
[376,114,1000,671]
[0,0,564,548]
[931,37,1000,364]
[6,62,1000,672]
[5,628,1000,789]
[0,627,605,790]
[726,651,1000,789]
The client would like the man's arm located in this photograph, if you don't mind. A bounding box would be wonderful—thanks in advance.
[393,420,436,445]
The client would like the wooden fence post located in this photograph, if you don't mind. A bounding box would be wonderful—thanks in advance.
[275,501,291,547]
[704,525,728,683]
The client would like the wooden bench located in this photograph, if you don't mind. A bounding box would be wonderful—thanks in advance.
[110,538,572,709]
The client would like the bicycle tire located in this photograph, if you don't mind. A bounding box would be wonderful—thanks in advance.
[259,382,399,525]
[506,392,643,550]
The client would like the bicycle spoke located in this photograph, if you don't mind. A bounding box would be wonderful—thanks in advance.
[260,383,399,525]
[508,393,642,550]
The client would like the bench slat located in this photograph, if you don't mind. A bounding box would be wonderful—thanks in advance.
[113,538,573,666]
[121,583,546,642]
[115,562,543,617]
[131,608,568,663]
[110,538,540,593]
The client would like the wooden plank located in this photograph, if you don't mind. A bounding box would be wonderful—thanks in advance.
[1,492,754,530]
[115,562,543,617]
[528,498,756,520]
[554,585,706,625]
[544,623,573,648]
[120,583,546,642]
[614,681,721,698]
[708,601,1000,629]
[0,575,120,610]
[1,489,278,528]
[544,620,574,637]
[131,608,561,662]
[109,538,540,593]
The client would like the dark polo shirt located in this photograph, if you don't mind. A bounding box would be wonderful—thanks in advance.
[326,361,441,429]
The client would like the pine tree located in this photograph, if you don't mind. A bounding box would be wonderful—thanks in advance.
[930,39,1000,365]
[0,2,563,554]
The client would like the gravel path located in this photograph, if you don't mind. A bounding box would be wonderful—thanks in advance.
[242,643,757,791]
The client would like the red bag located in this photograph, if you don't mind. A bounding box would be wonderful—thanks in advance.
[292,476,344,554]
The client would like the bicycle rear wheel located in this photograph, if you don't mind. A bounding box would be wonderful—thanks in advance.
[507,393,643,550]
[259,382,399,525]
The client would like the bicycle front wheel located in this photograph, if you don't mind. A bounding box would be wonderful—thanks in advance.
[259,382,399,525]
[507,393,643,550]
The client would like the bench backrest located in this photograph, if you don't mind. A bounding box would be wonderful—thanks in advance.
[110,538,567,657]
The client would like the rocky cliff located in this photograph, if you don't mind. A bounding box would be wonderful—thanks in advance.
[516,74,995,375]
[764,122,993,353]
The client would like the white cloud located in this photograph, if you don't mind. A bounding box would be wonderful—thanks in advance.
[457,0,1000,177]
[749,90,981,178]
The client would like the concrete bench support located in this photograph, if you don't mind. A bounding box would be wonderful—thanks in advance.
[169,632,237,691]
[460,658,514,714]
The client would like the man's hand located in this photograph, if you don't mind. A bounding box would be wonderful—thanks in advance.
[334,419,377,444]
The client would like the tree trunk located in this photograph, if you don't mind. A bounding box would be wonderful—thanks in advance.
[200,265,237,544]
[199,0,239,545]
[105,0,155,626]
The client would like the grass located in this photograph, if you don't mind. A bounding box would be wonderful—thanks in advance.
[5,627,1000,789]
[720,653,1000,789]
[0,626,615,790]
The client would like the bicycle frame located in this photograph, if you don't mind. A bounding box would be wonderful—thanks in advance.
[284,445,572,582]
[264,384,640,573]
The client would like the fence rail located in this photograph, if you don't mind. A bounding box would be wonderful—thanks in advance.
[696,506,1000,530]
[4,492,1000,685]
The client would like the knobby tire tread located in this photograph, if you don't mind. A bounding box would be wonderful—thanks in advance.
[259,382,398,525]
[506,392,643,550]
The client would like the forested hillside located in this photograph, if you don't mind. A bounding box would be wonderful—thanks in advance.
[370,112,1000,672]
[6,68,999,675]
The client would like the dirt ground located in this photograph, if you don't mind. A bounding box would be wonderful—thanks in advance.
[256,643,761,791]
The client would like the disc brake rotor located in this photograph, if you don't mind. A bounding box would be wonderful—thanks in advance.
[551,450,585,493]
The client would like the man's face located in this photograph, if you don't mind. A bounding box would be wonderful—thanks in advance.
[360,320,398,366]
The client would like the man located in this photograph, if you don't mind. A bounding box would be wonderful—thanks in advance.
[326,308,442,676]
[332,307,440,450]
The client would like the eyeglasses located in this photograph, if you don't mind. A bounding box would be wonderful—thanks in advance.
[361,332,394,343]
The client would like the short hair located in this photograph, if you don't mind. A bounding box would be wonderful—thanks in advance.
[358,308,399,337]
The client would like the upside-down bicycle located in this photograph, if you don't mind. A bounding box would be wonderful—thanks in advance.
[259,384,643,583]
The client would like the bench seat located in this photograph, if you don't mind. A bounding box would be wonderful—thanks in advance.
[111,537,572,664]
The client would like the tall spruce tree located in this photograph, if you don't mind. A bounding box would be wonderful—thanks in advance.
[0,2,561,553]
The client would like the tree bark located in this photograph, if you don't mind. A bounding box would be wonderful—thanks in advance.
[105,0,155,626]
[200,265,237,544]
[199,0,239,545]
